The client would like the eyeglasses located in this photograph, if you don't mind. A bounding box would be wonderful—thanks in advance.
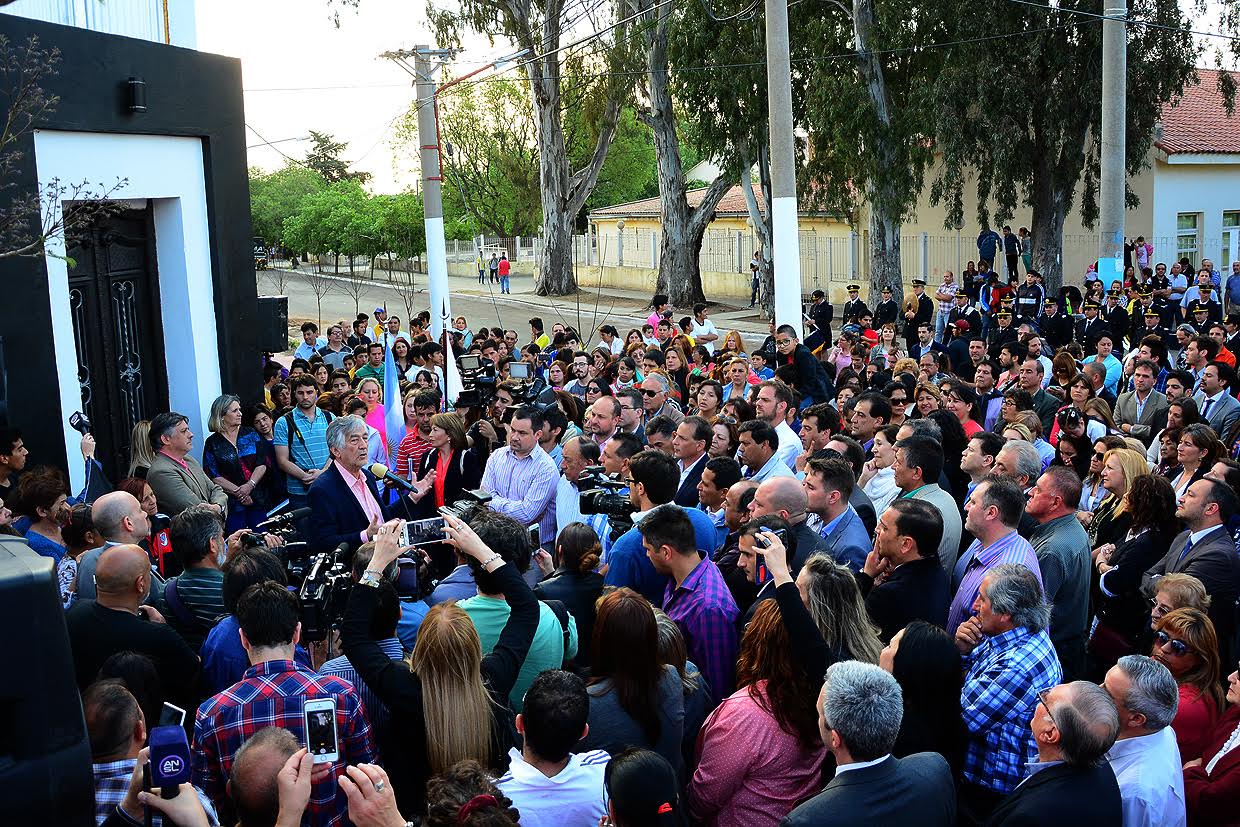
[776,339,794,347]
[1148,597,1174,616]
[641,389,661,397]
[1037,688,1061,730]
[1093,452,1106,460]
[1154,629,1192,657]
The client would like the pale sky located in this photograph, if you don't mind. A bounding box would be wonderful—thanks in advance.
[196,0,506,193]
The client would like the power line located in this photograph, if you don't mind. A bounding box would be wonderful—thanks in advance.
[245,123,307,166]
[1001,0,1240,44]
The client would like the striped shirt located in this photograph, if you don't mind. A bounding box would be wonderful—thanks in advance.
[664,558,739,705]
[947,530,1044,634]
[272,407,332,495]
[496,748,610,827]
[319,637,405,733]
[479,445,559,544]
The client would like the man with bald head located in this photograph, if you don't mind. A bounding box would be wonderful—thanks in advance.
[65,544,199,702]
[749,472,827,572]
[76,490,160,604]
[228,727,303,826]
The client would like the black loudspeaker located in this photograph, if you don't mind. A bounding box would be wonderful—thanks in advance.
[0,538,94,824]
[256,295,290,353]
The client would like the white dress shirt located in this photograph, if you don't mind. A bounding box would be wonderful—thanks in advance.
[1105,726,1186,827]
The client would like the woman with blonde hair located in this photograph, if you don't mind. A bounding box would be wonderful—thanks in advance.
[1089,447,1150,554]
[341,511,538,816]
[128,420,155,479]
[203,393,271,531]
[720,330,747,358]
[721,357,752,403]
[913,382,942,418]
[891,356,919,377]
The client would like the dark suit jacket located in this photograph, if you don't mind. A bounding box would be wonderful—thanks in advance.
[307,463,394,556]
[909,340,946,363]
[781,753,955,827]
[855,556,949,642]
[1142,526,1240,662]
[984,761,1122,827]
[673,453,708,509]
[413,447,483,518]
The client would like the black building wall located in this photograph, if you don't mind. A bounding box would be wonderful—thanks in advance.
[0,15,258,472]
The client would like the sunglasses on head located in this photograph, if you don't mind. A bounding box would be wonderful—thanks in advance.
[1154,629,1191,657]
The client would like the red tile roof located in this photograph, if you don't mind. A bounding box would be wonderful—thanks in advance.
[1156,69,1240,155]
[589,183,841,219]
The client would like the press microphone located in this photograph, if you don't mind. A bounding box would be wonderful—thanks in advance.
[148,724,191,799]
[370,463,414,491]
[256,508,311,530]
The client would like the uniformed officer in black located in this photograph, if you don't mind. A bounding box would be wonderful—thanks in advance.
[987,308,1019,361]
[1103,290,1129,349]
[1037,295,1073,351]
[805,289,834,340]
[1075,301,1109,356]
[903,278,934,351]
[840,284,869,326]
[947,290,981,334]
[1137,307,1172,355]
[874,285,898,330]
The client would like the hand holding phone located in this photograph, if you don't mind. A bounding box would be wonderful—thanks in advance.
[303,698,340,764]
[755,529,791,584]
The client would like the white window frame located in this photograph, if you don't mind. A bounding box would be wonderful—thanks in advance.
[1177,212,1201,266]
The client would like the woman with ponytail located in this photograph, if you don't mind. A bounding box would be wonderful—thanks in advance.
[603,748,688,827]
[533,521,604,663]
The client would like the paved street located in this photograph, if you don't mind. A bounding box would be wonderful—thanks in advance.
[265,265,772,353]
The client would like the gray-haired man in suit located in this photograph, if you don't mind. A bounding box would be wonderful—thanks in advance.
[782,661,955,827]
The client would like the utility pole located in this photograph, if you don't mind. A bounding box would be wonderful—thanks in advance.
[1098,0,1126,283]
[764,0,803,337]
[413,45,452,341]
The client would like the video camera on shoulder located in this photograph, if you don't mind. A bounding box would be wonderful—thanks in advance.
[455,354,498,409]
[578,466,636,542]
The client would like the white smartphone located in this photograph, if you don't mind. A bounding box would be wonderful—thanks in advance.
[402,516,447,547]
[303,698,339,764]
[158,701,186,728]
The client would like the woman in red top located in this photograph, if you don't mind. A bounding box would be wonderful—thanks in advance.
[407,413,482,519]
[1184,661,1240,827]
[1151,607,1224,761]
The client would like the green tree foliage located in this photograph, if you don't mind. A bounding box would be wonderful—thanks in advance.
[304,130,372,184]
[930,0,1201,291]
[570,106,658,220]
[248,164,327,244]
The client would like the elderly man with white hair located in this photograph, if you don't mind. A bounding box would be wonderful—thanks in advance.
[1102,655,1186,827]
[782,661,956,826]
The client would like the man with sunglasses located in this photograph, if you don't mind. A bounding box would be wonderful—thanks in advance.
[953,564,1062,824]
[986,681,1122,826]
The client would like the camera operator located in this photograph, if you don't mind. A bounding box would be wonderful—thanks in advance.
[601,450,722,606]
[308,417,402,556]
[479,405,559,551]
[470,381,521,455]
[555,436,602,533]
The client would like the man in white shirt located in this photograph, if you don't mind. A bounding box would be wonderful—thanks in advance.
[1102,655,1186,827]
[497,671,609,827]
[378,315,411,352]
[689,303,720,353]
[294,322,327,360]
[754,380,801,469]
[554,436,600,536]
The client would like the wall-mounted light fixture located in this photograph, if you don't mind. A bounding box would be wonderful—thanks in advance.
[126,77,147,114]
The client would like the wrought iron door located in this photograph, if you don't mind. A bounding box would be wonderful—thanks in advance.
[66,206,168,481]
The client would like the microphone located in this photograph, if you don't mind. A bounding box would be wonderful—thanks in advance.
[148,724,191,799]
[370,463,414,492]
[256,508,312,530]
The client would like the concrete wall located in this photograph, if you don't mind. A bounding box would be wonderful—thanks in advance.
[1150,154,1240,268]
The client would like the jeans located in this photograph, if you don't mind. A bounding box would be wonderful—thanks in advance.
[935,310,950,344]
[750,274,760,305]
[477,269,484,283]
[500,275,510,293]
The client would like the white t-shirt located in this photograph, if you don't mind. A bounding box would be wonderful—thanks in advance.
[690,318,721,353]
[496,748,610,827]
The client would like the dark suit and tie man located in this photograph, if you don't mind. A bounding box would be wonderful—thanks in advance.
[308,415,399,556]
[984,681,1123,827]
[1139,478,1240,664]
[671,416,712,508]
[1192,361,1240,440]
[781,661,956,827]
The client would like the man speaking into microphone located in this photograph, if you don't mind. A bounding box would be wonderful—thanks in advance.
[308,417,402,556]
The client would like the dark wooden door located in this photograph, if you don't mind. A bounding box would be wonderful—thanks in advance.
[66,206,169,481]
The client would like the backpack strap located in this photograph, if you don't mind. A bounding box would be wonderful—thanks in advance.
[540,598,573,666]
[162,577,197,627]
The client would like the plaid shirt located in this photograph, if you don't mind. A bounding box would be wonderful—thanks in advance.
[664,557,739,705]
[192,660,376,827]
[960,626,1062,794]
[93,758,219,826]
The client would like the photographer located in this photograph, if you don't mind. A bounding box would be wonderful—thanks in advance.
[469,381,521,455]
[308,417,401,556]
[602,451,722,606]
[340,511,538,815]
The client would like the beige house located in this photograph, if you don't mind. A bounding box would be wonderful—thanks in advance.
[587,68,1240,303]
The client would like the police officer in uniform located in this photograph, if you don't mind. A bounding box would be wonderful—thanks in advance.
[805,289,835,342]
[840,284,869,326]
[874,285,898,330]
[1103,289,1130,350]
[1075,301,1109,356]
[903,278,934,351]
[947,290,981,334]
[1037,295,1073,351]
[987,308,1019,361]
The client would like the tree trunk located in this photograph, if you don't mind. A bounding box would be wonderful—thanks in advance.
[1029,154,1070,296]
[854,0,903,303]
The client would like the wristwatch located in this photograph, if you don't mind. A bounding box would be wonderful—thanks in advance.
[358,570,384,588]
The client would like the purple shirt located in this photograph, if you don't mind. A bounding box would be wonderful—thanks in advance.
[947,530,1044,634]
[664,558,739,704]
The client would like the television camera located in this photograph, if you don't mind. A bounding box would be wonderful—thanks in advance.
[577,465,636,543]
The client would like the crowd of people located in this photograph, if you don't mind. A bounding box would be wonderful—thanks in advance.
[4,258,1240,827]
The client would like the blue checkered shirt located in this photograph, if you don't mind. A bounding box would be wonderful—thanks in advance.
[93,758,219,826]
[319,637,405,734]
[960,626,1063,794]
